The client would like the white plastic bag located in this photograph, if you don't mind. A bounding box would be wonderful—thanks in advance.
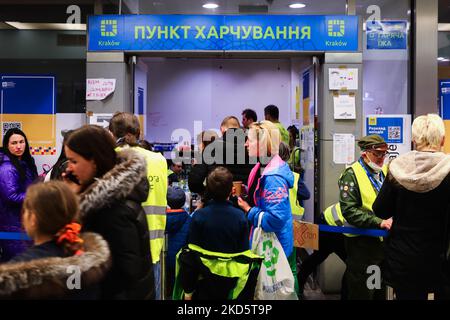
[251,213,298,300]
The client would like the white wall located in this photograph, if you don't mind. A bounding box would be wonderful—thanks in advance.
[144,58,292,143]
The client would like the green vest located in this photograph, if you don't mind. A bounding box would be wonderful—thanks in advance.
[173,244,262,300]
[117,146,168,263]
[290,172,305,219]
[168,169,174,176]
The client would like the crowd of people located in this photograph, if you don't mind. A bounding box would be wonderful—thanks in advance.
[0,106,449,300]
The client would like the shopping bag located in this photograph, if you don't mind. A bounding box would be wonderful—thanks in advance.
[251,213,298,300]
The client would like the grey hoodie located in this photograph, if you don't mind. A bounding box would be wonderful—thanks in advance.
[389,150,450,193]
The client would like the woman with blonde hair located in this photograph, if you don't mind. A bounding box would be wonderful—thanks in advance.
[373,113,450,300]
[237,121,297,292]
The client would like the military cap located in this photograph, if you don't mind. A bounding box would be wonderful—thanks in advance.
[357,134,387,150]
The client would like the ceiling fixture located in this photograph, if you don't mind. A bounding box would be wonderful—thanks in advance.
[4,22,86,31]
[203,3,219,9]
[289,3,306,9]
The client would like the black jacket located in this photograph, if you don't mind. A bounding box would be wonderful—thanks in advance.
[373,151,450,291]
[188,128,254,196]
[79,149,154,300]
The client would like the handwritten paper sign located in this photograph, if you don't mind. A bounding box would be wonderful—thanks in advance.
[329,68,358,90]
[86,79,116,100]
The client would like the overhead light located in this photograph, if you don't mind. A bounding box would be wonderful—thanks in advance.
[203,3,219,9]
[438,57,445,61]
[5,22,86,31]
[289,3,306,9]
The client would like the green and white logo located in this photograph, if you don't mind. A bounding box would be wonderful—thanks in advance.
[262,239,279,276]
[101,20,117,37]
[328,19,345,37]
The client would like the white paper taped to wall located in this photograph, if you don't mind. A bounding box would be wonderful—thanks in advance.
[86,79,116,101]
[333,133,355,164]
[329,68,358,90]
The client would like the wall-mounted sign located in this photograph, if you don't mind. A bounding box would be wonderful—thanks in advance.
[86,78,116,100]
[366,20,407,50]
[440,80,450,120]
[88,15,358,52]
[365,114,411,163]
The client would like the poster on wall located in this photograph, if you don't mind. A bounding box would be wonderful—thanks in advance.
[328,68,358,90]
[1,75,56,175]
[365,114,411,163]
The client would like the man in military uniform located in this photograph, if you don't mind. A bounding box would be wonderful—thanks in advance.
[339,134,393,300]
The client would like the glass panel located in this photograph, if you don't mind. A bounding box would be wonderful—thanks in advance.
[357,0,411,117]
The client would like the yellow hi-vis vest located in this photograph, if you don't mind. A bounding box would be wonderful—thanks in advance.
[172,244,262,300]
[335,161,388,237]
[117,146,168,263]
[290,172,305,220]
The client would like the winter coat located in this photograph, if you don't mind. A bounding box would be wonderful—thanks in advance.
[0,151,37,230]
[78,149,154,300]
[166,209,191,277]
[0,233,110,299]
[188,128,254,196]
[247,155,295,257]
[373,151,450,291]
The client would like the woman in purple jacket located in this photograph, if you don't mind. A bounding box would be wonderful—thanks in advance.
[0,128,37,262]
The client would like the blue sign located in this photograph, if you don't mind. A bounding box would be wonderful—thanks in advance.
[366,20,407,50]
[440,80,450,120]
[366,116,403,144]
[1,75,55,114]
[88,15,358,52]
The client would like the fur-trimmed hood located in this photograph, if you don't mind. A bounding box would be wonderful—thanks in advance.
[79,148,148,217]
[0,233,111,299]
[389,150,450,193]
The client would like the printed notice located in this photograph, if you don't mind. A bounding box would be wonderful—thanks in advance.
[86,79,116,100]
[333,133,355,164]
[329,68,358,90]
[334,94,356,119]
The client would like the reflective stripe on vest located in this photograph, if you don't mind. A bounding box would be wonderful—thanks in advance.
[120,146,168,263]
[173,244,262,300]
[324,202,353,227]
[290,172,305,218]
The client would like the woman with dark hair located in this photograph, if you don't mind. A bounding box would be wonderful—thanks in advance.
[0,128,38,262]
[63,125,154,300]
